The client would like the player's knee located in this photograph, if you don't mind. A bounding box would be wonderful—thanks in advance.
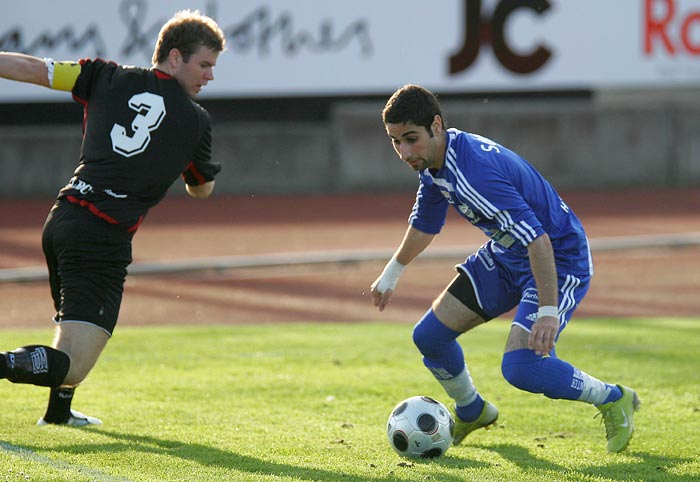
[413,309,467,378]
[2,345,70,388]
[412,309,457,358]
[501,360,529,391]
[501,349,543,393]
[412,316,432,356]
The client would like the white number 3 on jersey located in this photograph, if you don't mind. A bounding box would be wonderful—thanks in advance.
[110,92,166,157]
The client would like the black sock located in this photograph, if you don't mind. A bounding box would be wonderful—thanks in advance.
[0,353,7,379]
[2,345,70,387]
[42,387,75,424]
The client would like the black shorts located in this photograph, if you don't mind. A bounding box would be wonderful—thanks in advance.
[446,269,493,321]
[41,200,133,335]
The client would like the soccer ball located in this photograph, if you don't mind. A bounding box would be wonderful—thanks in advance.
[386,395,455,459]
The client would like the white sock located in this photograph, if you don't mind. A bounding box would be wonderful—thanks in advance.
[574,368,613,405]
[437,365,478,407]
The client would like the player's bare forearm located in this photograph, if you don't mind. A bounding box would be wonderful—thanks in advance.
[527,234,558,306]
[0,52,50,87]
[527,233,559,355]
[394,226,435,265]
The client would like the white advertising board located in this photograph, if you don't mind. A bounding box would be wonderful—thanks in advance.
[1,0,700,102]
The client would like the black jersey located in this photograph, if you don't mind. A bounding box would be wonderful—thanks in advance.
[57,59,221,233]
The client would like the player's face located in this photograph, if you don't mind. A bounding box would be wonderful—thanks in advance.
[386,118,445,172]
[172,45,219,98]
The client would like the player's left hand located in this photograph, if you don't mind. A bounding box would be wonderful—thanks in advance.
[529,316,558,355]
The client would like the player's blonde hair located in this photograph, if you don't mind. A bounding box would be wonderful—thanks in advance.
[152,10,226,65]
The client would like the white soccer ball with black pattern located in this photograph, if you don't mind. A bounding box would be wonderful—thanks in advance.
[386,395,455,459]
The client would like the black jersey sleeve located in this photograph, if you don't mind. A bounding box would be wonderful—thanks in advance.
[182,120,221,185]
[71,58,117,103]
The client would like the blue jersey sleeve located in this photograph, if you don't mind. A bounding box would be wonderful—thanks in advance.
[408,179,449,234]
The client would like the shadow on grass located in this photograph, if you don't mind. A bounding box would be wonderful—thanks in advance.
[10,431,695,481]
[481,443,698,481]
[18,429,485,482]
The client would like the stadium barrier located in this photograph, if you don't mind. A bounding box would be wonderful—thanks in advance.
[2,232,700,283]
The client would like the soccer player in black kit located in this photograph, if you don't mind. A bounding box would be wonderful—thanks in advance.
[0,10,226,425]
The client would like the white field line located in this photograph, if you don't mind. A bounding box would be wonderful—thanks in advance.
[2,231,700,283]
[0,441,134,482]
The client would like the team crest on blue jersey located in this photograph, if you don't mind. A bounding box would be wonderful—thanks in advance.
[458,204,481,223]
[441,191,453,204]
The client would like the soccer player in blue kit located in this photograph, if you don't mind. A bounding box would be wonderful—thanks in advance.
[370,84,639,452]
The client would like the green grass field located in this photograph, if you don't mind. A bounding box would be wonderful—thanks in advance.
[0,318,698,482]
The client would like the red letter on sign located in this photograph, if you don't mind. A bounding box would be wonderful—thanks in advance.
[680,12,700,54]
[645,0,676,55]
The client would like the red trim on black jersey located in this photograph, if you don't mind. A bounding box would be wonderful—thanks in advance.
[79,58,117,68]
[66,195,119,225]
[72,93,86,105]
[72,93,88,135]
[127,215,144,234]
[70,65,88,134]
[66,195,142,233]
[183,161,207,184]
[154,69,173,79]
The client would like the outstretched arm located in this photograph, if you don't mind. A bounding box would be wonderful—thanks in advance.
[370,225,435,311]
[0,52,50,88]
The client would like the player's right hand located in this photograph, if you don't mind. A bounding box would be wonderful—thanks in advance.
[528,315,558,355]
[370,257,405,311]
[370,278,394,311]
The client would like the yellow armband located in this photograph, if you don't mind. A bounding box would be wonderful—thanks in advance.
[45,58,81,91]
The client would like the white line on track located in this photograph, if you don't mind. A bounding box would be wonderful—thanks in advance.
[2,231,700,283]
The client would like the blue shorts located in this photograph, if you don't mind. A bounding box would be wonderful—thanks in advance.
[456,241,590,338]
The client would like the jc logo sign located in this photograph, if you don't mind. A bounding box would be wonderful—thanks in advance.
[449,0,552,75]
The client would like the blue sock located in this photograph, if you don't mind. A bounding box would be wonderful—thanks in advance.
[602,386,623,404]
[413,309,465,377]
[502,349,583,400]
[456,395,485,422]
[413,309,485,421]
[502,349,622,404]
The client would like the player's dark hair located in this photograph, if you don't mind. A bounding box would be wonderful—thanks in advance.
[152,10,226,65]
[382,84,447,134]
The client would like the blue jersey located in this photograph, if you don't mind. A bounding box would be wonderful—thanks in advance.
[409,129,592,276]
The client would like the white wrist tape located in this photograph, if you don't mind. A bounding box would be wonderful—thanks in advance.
[44,58,55,88]
[537,305,559,319]
[376,257,405,293]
